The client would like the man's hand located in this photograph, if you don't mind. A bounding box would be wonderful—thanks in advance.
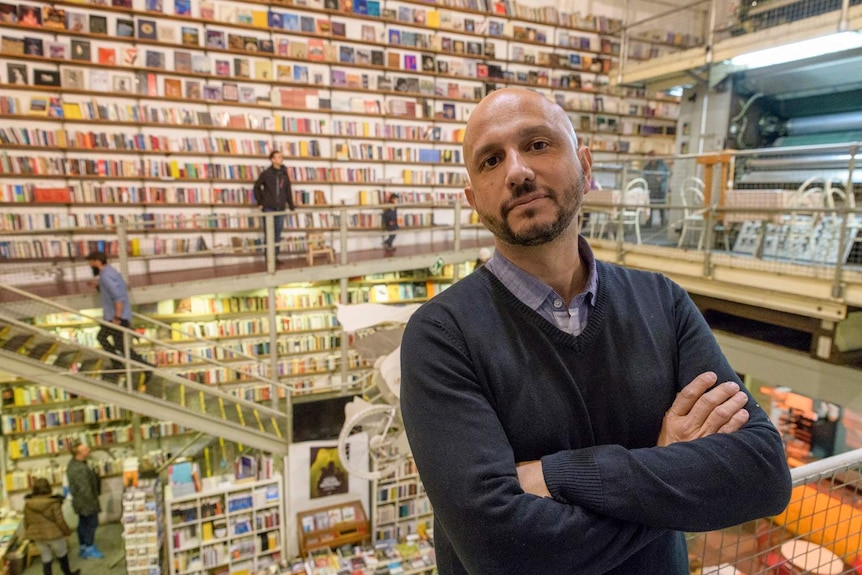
[658,371,750,447]
[517,460,551,498]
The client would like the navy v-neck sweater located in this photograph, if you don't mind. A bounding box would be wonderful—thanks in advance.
[400,262,791,575]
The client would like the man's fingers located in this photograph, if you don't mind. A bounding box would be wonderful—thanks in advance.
[684,381,742,423]
[701,390,749,433]
[667,371,718,416]
[717,407,750,434]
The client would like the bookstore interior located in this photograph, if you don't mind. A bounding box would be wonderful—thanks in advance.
[1,0,861,572]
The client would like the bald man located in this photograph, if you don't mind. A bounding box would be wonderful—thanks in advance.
[400,88,791,574]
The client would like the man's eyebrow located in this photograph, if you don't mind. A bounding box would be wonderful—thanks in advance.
[469,125,557,164]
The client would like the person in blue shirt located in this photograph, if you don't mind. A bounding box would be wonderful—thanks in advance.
[85,251,150,383]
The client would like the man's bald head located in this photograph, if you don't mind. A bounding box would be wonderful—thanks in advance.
[464,88,578,171]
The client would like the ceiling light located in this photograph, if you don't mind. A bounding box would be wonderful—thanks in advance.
[729,31,862,70]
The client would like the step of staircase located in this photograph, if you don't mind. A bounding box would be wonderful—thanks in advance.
[0,318,288,455]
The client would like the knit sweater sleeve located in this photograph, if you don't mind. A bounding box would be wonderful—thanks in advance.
[400,305,666,575]
[541,278,791,532]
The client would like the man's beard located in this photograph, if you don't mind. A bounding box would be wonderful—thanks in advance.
[90,266,100,277]
[477,179,583,246]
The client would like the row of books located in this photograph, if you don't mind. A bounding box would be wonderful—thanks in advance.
[167,314,339,340]
[1,212,81,232]
[123,213,260,231]
[148,292,334,317]
[5,0,620,37]
[1,27,618,88]
[164,335,340,360]
[7,424,153,459]
[0,127,274,156]
[0,211,440,237]
[1,404,130,434]
[376,497,432,524]
[1,384,75,407]
[0,183,254,204]
[0,183,464,206]
[2,0,625,51]
[1,99,465,146]
[5,458,125,492]
[0,238,115,259]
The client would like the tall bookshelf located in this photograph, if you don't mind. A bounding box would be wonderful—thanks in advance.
[0,0,678,269]
[372,455,432,543]
[165,474,284,575]
[0,377,193,504]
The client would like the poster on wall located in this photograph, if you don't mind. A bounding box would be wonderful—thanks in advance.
[309,445,348,499]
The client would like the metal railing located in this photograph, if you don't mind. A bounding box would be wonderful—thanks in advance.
[1,145,860,305]
[616,0,858,81]
[688,448,862,574]
[0,199,491,287]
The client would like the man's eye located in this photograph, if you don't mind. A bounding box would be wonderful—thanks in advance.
[482,156,500,168]
[531,141,549,151]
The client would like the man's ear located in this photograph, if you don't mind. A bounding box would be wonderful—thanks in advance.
[464,185,476,209]
[577,146,593,182]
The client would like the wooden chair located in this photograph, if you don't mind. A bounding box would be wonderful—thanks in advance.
[306,232,334,266]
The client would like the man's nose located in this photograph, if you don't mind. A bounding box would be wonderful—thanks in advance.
[505,152,535,189]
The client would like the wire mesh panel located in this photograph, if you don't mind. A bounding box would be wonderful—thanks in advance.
[688,448,862,574]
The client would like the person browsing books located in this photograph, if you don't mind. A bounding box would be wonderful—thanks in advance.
[253,150,295,256]
[399,88,791,575]
[66,440,103,560]
[24,478,80,575]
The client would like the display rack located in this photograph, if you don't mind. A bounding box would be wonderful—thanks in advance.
[122,475,166,575]
[165,474,284,575]
[296,499,370,558]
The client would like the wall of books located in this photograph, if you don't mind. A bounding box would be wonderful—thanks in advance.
[0,0,678,270]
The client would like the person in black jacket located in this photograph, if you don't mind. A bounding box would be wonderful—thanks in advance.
[253,150,295,256]
[381,193,399,252]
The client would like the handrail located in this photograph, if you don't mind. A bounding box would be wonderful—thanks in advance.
[129,309,293,391]
[0,283,294,398]
[0,310,287,420]
[789,447,862,485]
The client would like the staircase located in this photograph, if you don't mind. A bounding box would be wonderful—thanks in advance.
[0,286,294,456]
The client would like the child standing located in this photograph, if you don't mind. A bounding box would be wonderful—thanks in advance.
[24,478,80,575]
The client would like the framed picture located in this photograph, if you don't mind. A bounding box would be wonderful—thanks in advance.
[17,4,42,26]
[23,36,43,56]
[70,39,90,61]
[61,67,85,89]
[112,72,134,93]
[238,85,256,104]
[222,82,238,102]
[185,80,201,100]
[7,62,27,85]
[46,41,66,59]
[116,18,134,37]
[0,3,18,23]
[33,68,60,87]
[202,84,222,101]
